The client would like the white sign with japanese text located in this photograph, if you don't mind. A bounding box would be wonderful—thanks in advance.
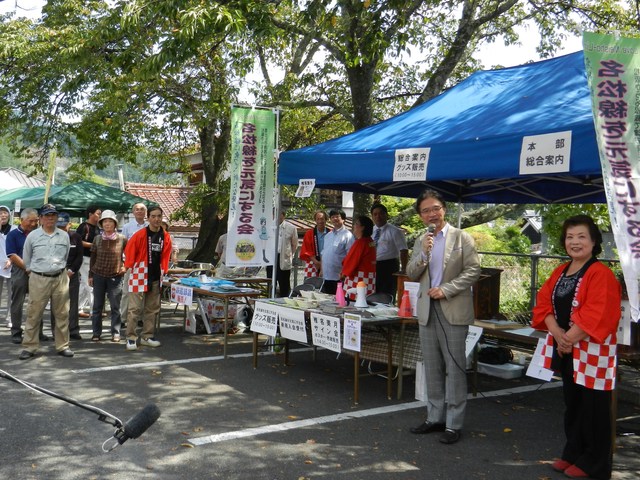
[465,325,483,358]
[295,179,316,198]
[170,283,193,306]
[278,306,308,343]
[519,131,571,175]
[250,301,279,337]
[393,148,429,181]
[310,313,342,353]
[342,313,362,352]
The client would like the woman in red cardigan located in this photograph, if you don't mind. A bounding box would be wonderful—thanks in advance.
[532,215,621,480]
[340,215,376,301]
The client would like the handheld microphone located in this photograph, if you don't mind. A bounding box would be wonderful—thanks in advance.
[427,223,436,235]
[113,404,161,445]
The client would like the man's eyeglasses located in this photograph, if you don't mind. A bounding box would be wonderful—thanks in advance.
[420,205,443,215]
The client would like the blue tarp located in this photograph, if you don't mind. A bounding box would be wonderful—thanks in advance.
[279,51,604,204]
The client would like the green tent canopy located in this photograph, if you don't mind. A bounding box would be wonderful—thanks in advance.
[0,181,157,216]
[0,186,62,207]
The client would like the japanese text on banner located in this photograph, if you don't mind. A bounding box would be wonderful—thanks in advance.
[227,107,277,268]
[583,32,640,321]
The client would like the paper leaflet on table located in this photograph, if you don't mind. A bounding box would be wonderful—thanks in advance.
[526,337,554,381]
[342,313,362,352]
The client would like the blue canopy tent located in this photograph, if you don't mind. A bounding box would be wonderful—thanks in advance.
[279,51,604,204]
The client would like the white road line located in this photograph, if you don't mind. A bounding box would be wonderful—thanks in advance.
[189,382,561,446]
[71,347,313,373]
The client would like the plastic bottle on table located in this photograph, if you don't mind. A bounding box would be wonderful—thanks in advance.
[336,282,347,307]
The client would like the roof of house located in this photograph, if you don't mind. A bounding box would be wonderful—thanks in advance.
[0,167,46,188]
[125,182,197,231]
[521,209,542,233]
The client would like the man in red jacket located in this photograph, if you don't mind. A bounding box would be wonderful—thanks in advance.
[299,211,329,278]
[123,206,172,351]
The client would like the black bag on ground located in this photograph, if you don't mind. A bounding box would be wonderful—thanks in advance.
[478,346,513,365]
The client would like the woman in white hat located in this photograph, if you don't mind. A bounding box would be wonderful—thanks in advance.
[88,210,127,342]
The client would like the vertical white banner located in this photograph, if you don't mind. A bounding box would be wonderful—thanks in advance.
[227,107,277,267]
[583,33,640,321]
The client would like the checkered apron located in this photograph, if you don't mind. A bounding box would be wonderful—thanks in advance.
[128,262,148,293]
[542,332,617,390]
[343,272,376,300]
[573,334,617,390]
[540,333,555,370]
[304,261,319,278]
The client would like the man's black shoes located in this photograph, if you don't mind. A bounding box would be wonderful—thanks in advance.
[439,428,461,444]
[11,335,23,344]
[409,421,446,434]
[18,350,34,360]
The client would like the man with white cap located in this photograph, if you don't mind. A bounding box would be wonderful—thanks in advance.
[18,204,74,360]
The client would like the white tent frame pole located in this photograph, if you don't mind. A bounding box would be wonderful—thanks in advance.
[270,108,281,298]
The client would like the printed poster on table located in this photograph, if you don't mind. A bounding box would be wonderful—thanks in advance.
[310,313,341,353]
[583,32,640,322]
[277,305,308,343]
[226,106,278,268]
[170,283,193,306]
[250,301,279,337]
[342,313,362,352]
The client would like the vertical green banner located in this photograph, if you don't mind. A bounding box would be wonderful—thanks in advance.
[226,107,277,267]
[583,32,640,322]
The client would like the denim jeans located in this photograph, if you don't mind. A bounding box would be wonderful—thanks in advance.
[91,274,123,337]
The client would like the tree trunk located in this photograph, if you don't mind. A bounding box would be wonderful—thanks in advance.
[187,118,231,262]
[346,62,377,217]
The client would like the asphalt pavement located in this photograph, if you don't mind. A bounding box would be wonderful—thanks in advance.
[1,301,639,480]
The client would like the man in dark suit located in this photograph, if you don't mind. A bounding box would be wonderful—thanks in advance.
[407,190,480,445]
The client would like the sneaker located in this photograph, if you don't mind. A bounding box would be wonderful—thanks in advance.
[6,320,11,328]
[140,337,161,347]
[126,339,137,351]
[112,334,121,343]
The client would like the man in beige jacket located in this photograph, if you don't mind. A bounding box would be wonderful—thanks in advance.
[406,190,480,445]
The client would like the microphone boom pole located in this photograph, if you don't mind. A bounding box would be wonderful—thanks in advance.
[0,367,159,452]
